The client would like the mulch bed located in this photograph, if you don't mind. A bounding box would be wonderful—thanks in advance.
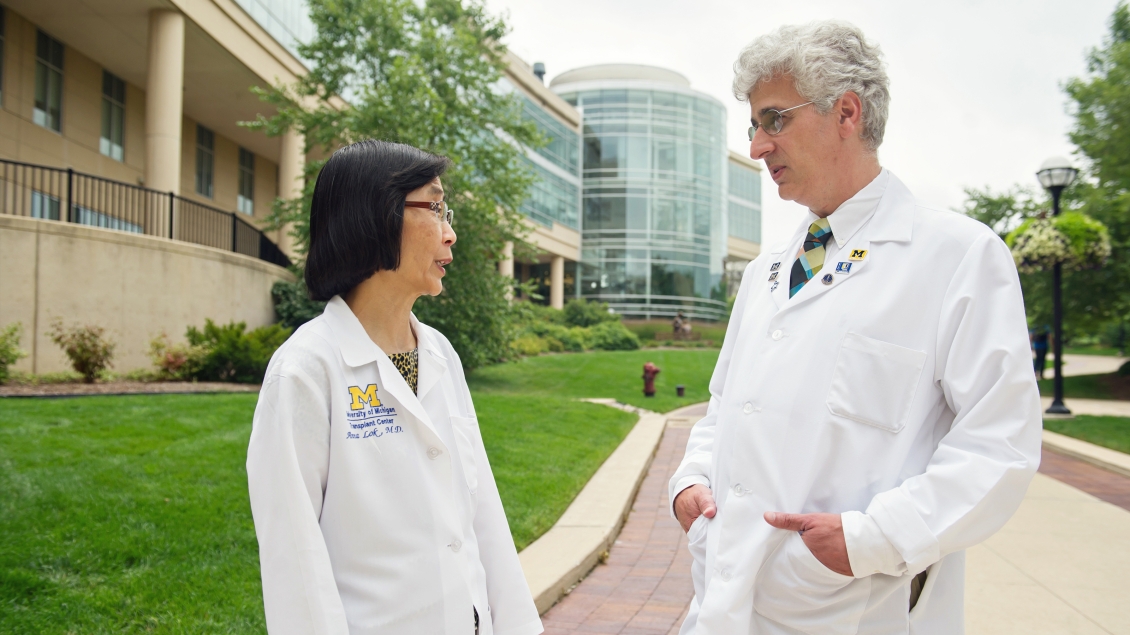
[1100,374,1130,401]
[0,381,260,398]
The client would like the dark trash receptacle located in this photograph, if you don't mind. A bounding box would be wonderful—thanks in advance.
[676,384,685,397]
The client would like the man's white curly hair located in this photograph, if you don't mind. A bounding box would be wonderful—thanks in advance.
[733,20,890,151]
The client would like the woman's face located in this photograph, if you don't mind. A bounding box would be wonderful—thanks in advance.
[400,177,457,297]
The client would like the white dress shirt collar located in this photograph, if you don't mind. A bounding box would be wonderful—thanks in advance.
[804,168,890,251]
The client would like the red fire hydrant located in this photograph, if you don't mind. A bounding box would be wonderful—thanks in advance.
[642,362,661,397]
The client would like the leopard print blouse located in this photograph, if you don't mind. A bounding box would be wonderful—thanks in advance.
[388,348,419,395]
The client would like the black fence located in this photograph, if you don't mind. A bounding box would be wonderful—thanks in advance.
[0,158,292,269]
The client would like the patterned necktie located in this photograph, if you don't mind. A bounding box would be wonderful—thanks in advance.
[789,218,833,298]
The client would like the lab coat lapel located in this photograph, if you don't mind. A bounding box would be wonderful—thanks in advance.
[765,243,791,311]
[325,296,443,443]
[412,315,449,404]
[781,173,915,311]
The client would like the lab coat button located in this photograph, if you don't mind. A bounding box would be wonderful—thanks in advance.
[772,329,783,341]
[720,568,732,581]
[450,540,462,552]
[733,483,745,496]
[427,447,441,459]
[742,402,754,415]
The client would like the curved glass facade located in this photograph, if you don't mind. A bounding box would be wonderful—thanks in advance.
[728,160,761,243]
[557,86,728,320]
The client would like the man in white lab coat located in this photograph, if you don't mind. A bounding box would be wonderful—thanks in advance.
[670,21,1042,635]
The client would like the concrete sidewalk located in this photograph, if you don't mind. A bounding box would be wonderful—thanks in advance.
[537,406,1130,634]
[1060,354,1127,377]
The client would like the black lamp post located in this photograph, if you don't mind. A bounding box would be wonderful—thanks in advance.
[1036,156,1079,415]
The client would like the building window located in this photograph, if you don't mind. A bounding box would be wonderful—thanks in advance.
[0,7,7,107]
[195,125,214,198]
[238,148,254,215]
[31,191,61,221]
[100,71,125,161]
[34,30,64,132]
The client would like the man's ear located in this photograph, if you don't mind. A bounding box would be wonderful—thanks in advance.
[837,91,864,141]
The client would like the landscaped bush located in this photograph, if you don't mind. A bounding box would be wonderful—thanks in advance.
[271,278,326,329]
[183,320,292,384]
[589,321,641,351]
[48,319,115,383]
[148,332,208,380]
[0,322,27,385]
[563,299,620,327]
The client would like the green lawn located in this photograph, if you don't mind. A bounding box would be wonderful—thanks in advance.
[1045,415,1130,454]
[1037,372,1130,400]
[0,389,637,632]
[1064,346,1125,357]
[467,349,720,414]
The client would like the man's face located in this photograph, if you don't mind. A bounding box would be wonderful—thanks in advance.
[747,75,841,210]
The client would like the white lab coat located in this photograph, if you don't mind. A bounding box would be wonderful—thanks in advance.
[247,296,543,635]
[670,171,1041,635]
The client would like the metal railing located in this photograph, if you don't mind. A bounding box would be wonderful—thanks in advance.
[0,158,292,269]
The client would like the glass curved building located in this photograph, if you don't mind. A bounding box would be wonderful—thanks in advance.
[552,64,730,320]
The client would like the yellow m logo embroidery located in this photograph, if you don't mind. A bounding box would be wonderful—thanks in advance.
[348,385,381,410]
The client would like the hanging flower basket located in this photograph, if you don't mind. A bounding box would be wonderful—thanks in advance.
[1005,211,1111,274]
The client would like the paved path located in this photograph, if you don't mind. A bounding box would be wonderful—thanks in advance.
[1042,397,1130,417]
[542,413,1130,634]
[1060,353,1127,377]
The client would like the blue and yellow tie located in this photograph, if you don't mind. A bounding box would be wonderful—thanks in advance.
[789,218,833,298]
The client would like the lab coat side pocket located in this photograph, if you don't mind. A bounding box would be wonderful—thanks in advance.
[754,532,872,635]
[450,416,480,495]
[827,333,927,433]
[686,514,709,602]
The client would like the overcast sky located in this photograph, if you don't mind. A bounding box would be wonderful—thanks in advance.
[485,0,1119,248]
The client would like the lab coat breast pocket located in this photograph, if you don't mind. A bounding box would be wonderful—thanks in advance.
[754,532,871,635]
[450,416,480,495]
[826,333,927,433]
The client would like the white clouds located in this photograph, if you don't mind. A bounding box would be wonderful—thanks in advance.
[486,0,1117,246]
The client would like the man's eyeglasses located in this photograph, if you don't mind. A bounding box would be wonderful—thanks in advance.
[404,200,454,225]
[747,101,813,140]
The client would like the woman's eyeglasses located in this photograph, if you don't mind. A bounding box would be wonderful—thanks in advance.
[404,200,454,225]
[747,101,813,140]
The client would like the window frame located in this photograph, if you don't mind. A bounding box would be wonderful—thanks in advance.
[100,70,125,161]
[34,30,64,132]
[195,124,215,199]
[237,147,255,215]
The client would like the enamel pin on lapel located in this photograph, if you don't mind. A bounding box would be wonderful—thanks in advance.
[768,271,779,282]
[821,273,834,285]
[835,262,852,274]
[770,281,779,291]
[848,249,868,261]
[770,262,781,272]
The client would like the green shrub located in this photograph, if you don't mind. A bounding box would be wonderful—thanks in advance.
[511,335,548,357]
[1119,361,1130,377]
[148,333,208,380]
[48,319,115,383]
[185,320,292,384]
[271,279,327,329]
[589,322,640,351]
[563,299,620,327]
[0,322,27,385]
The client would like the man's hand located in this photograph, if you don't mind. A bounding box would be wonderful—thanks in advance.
[674,484,717,533]
[764,512,853,577]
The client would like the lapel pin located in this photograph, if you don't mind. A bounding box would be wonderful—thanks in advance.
[770,280,779,291]
[848,249,868,261]
[821,273,834,285]
[768,271,779,281]
[835,262,852,274]
[770,262,781,272]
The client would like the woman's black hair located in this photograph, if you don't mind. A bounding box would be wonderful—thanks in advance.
[305,140,451,301]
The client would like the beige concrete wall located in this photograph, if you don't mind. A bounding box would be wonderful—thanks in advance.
[0,215,293,374]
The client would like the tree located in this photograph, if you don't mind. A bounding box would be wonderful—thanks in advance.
[246,0,541,370]
[961,2,1130,338]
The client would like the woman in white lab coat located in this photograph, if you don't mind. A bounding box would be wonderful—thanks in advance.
[247,140,543,635]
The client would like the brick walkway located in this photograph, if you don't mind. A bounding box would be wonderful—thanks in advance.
[539,418,1130,635]
[1038,446,1130,511]
[541,426,694,635]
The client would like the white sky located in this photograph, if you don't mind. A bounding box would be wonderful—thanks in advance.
[485,0,1118,248]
